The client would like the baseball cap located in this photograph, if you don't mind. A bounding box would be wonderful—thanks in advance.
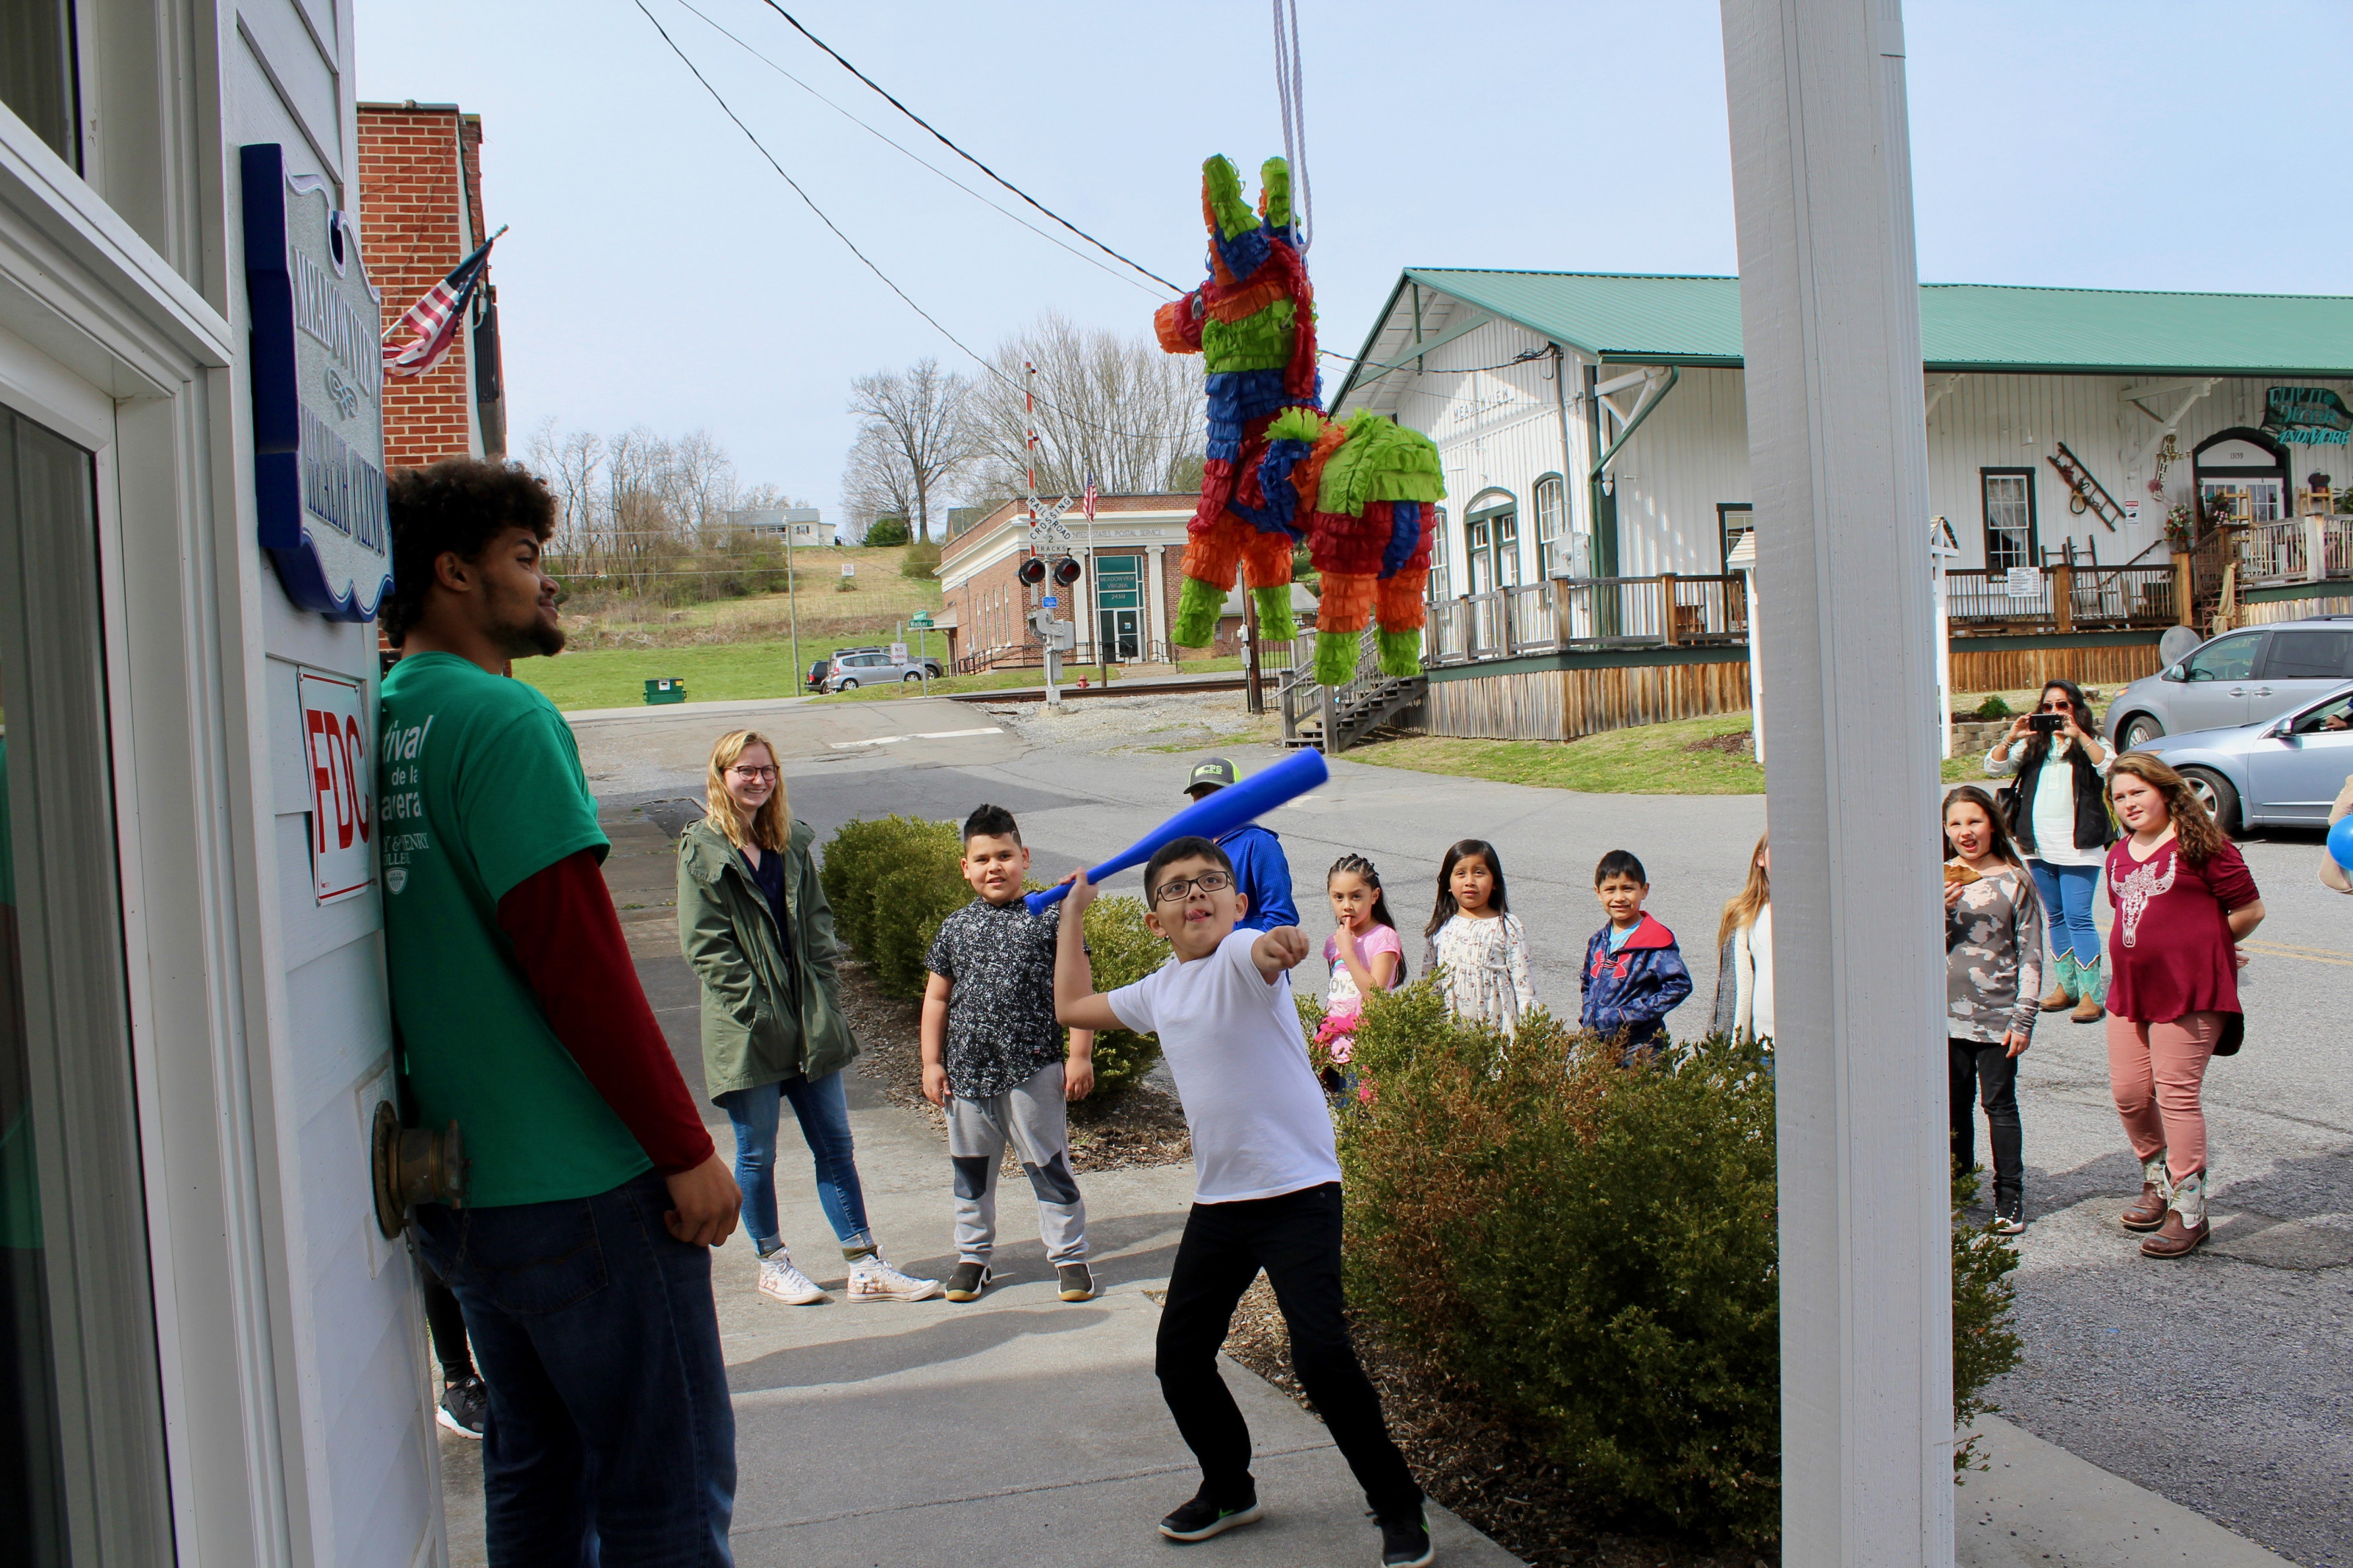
[1186,757,1239,793]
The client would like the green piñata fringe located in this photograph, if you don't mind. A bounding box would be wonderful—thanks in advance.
[1316,412,1446,515]
[1260,157,1292,230]
[1376,629,1424,679]
[1171,577,1223,648]
[1254,584,1297,641]
[1202,300,1297,375]
[1265,407,1327,445]
[1314,629,1362,687]
[1204,155,1256,239]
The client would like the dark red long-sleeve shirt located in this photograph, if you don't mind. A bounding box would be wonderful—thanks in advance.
[496,850,714,1175]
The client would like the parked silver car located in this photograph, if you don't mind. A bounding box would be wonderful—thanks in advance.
[824,647,943,691]
[2103,617,2353,751]
[2123,679,2353,832]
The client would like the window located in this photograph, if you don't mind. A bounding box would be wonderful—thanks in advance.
[2183,632,2261,683]
[2199,480,2283,524]
[1,0,79,168]
[2258,629,2353,681]
[1718,503,1754,573]
[1533,476,1568,579]
[1465,498,1520,594]
[1981,470,2038,573]
[1427,506,1450,603]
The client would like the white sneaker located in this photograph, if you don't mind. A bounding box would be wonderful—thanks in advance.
[846,1255,943,1303]
[757,1248,831,1306]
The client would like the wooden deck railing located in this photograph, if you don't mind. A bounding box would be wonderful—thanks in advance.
[2235,517,2353,587]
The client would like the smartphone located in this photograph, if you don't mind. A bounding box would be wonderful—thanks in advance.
[2027,712,2064,734]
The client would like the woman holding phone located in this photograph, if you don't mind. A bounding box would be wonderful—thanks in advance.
[1986,680,2113,1024]
[2102,753,2263,1259]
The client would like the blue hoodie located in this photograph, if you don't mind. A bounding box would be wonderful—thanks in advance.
[1579,913,1692,1048]
[1216,823,1298,934]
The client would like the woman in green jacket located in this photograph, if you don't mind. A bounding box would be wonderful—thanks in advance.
[678,729,940,1306]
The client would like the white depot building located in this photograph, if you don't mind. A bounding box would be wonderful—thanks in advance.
[3,3,453,1563]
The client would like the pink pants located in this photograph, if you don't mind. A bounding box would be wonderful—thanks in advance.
[2106,1011,2221,1184]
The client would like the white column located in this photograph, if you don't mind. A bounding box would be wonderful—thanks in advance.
[1146,543,1169,658]
[1719,3,1953,1565]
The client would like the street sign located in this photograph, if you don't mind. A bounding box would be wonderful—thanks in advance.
[841,562,856,576]
[1042,595,1058,607]
[909,611,933,628]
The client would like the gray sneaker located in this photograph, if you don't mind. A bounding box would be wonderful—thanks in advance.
[1057,1262,1096,1301]
[944,1261,991,1302]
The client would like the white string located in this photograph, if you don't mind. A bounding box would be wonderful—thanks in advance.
[1271,0,1311,252]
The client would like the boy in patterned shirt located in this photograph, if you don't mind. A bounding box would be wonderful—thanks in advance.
[921,803,1096,1303]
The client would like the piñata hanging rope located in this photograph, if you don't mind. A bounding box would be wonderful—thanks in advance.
[1272,0,1311,253]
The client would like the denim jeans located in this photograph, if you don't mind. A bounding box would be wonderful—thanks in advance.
[413,1170,735,1566]
[715,1070,870,1253]
[2029,859,2103,965]
[1156,1183,1421,1522]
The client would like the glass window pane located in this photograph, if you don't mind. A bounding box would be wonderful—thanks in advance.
[2185,633,2260,682]
[2261,630,2353,681]
[1983,473,2032,572]
[1494,514,1521,588]
[1,407,74,1563]
[0,0,79,167]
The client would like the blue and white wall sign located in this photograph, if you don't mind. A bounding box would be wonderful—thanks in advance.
[241,143,393,622]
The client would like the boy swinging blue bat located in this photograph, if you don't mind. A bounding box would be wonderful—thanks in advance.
[1024,750,1329,914]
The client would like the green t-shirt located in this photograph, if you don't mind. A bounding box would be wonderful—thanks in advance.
[379,652,651,1206]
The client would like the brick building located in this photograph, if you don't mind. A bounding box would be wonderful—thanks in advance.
[938,495,1202,670]
[357,101,506,465]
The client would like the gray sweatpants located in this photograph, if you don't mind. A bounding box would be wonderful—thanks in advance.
[948,1061,1088,1266]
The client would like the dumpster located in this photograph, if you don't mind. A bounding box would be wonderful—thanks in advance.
[643,677,688,706]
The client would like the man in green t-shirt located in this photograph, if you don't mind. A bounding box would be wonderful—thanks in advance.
[379,459,739,1561]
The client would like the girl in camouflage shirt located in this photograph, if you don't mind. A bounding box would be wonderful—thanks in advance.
[1943,785,2046,1235]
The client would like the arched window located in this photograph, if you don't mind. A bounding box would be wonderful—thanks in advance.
[1533,474,1568,579]
[1464,490,1520,595]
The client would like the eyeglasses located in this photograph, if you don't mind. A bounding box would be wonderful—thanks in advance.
[1152,869,1232,904]
[729,765,779,781]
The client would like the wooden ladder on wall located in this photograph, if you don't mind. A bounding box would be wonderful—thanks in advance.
[2046,442,2129,533]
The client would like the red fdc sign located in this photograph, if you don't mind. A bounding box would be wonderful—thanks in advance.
[299,668,374,902]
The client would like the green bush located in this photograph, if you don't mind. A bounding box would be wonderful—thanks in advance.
[864,516,911,546]
[900,540,942,580]
[1079,895,1168,1095]
[1330,986,2021,1548]
[1974,694,2011,720]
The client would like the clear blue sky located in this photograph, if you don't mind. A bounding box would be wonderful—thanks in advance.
[354,1,2352,523]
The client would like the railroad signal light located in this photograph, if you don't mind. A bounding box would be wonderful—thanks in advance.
[1017,556,1046,587]
[1052,557,1083,587]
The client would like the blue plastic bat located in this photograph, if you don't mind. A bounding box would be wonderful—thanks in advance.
[1025,749,1331,914]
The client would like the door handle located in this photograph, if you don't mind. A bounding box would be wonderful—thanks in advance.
[2228,686,2246,696]
[2252,686,2273,697]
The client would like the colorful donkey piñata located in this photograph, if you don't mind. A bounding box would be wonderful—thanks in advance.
[1155,154,1444,686]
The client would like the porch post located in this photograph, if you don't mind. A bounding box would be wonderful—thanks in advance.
[2051,561,2074,634]
[1720,2,1953,1565]
[2173,552,2195,627]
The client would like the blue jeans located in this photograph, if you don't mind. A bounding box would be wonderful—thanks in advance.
[716,1071,870,1253]
[2029,859,2103,965]
[413,1170,735,1566]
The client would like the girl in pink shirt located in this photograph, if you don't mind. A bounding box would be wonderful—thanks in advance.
[2104,753,2265,1260]
[1316,855,1406,1091]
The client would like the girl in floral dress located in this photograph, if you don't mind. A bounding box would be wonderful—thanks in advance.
[1422,840,1537,1035]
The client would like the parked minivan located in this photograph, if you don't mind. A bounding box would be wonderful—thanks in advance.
[824,647,944,691]
[2103,616,2353,748]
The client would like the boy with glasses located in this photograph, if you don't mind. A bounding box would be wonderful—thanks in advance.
[1051,837,1432,1567]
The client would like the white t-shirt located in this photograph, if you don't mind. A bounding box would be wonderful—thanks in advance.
[1107,928,1341,1204]
[1748,904,1775,1041]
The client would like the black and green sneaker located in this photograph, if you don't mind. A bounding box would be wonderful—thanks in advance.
[943,1261,990,1303]
[1157,1484,1263,1542]
[1378,1508,1434,1567]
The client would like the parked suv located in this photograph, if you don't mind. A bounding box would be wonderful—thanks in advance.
[824,647,944,691]
[2104,617,2353,749]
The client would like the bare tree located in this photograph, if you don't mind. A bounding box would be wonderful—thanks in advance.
[668,427,740,543]
[841,358,975,543]
[966,312,1205,506]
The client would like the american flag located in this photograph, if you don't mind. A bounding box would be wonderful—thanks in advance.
[1082,476,1098,520]
[382,226,504,379]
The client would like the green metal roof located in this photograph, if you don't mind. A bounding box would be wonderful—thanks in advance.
[1368,267,2353,380]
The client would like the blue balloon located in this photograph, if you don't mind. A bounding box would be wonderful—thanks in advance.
[2332,814,2353,872]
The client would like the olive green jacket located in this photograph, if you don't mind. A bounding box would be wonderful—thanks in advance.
[676,814,859,1100]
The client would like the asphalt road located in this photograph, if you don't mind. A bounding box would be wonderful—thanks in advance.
[576,692,2352,1566]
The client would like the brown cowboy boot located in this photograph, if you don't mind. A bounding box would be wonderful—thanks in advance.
[2140,1170,2209,1259]
[2071,958,2107,1024]
[2120,1151,2171,1232]
[2040,953,2076,1013]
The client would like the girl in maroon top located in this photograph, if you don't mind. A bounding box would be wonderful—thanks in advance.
[2104,753,2265,1259]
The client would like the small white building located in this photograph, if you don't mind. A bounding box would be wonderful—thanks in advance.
[1335,269,2353,595]
[727,504,835,546]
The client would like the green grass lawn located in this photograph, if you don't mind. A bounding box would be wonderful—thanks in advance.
[515,638,868,711]
[1351,712,1996,795]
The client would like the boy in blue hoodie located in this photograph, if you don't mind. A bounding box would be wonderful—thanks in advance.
[1581,850,1693,1061]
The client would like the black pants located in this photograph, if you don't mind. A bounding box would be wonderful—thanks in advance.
[420,1257,475,1383]
[1949,1036,2022,1203]
[1155,1182,1421,1522]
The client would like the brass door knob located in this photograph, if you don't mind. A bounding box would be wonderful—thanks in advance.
[371,1101,468,1239]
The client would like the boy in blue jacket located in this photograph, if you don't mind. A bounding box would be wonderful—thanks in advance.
[1581,850,1693,1060]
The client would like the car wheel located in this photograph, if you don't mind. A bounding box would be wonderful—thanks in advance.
[2179,767,2239,834]
[2117,713,2164,749]
[836,677,859,692]
[902,671,922,684]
